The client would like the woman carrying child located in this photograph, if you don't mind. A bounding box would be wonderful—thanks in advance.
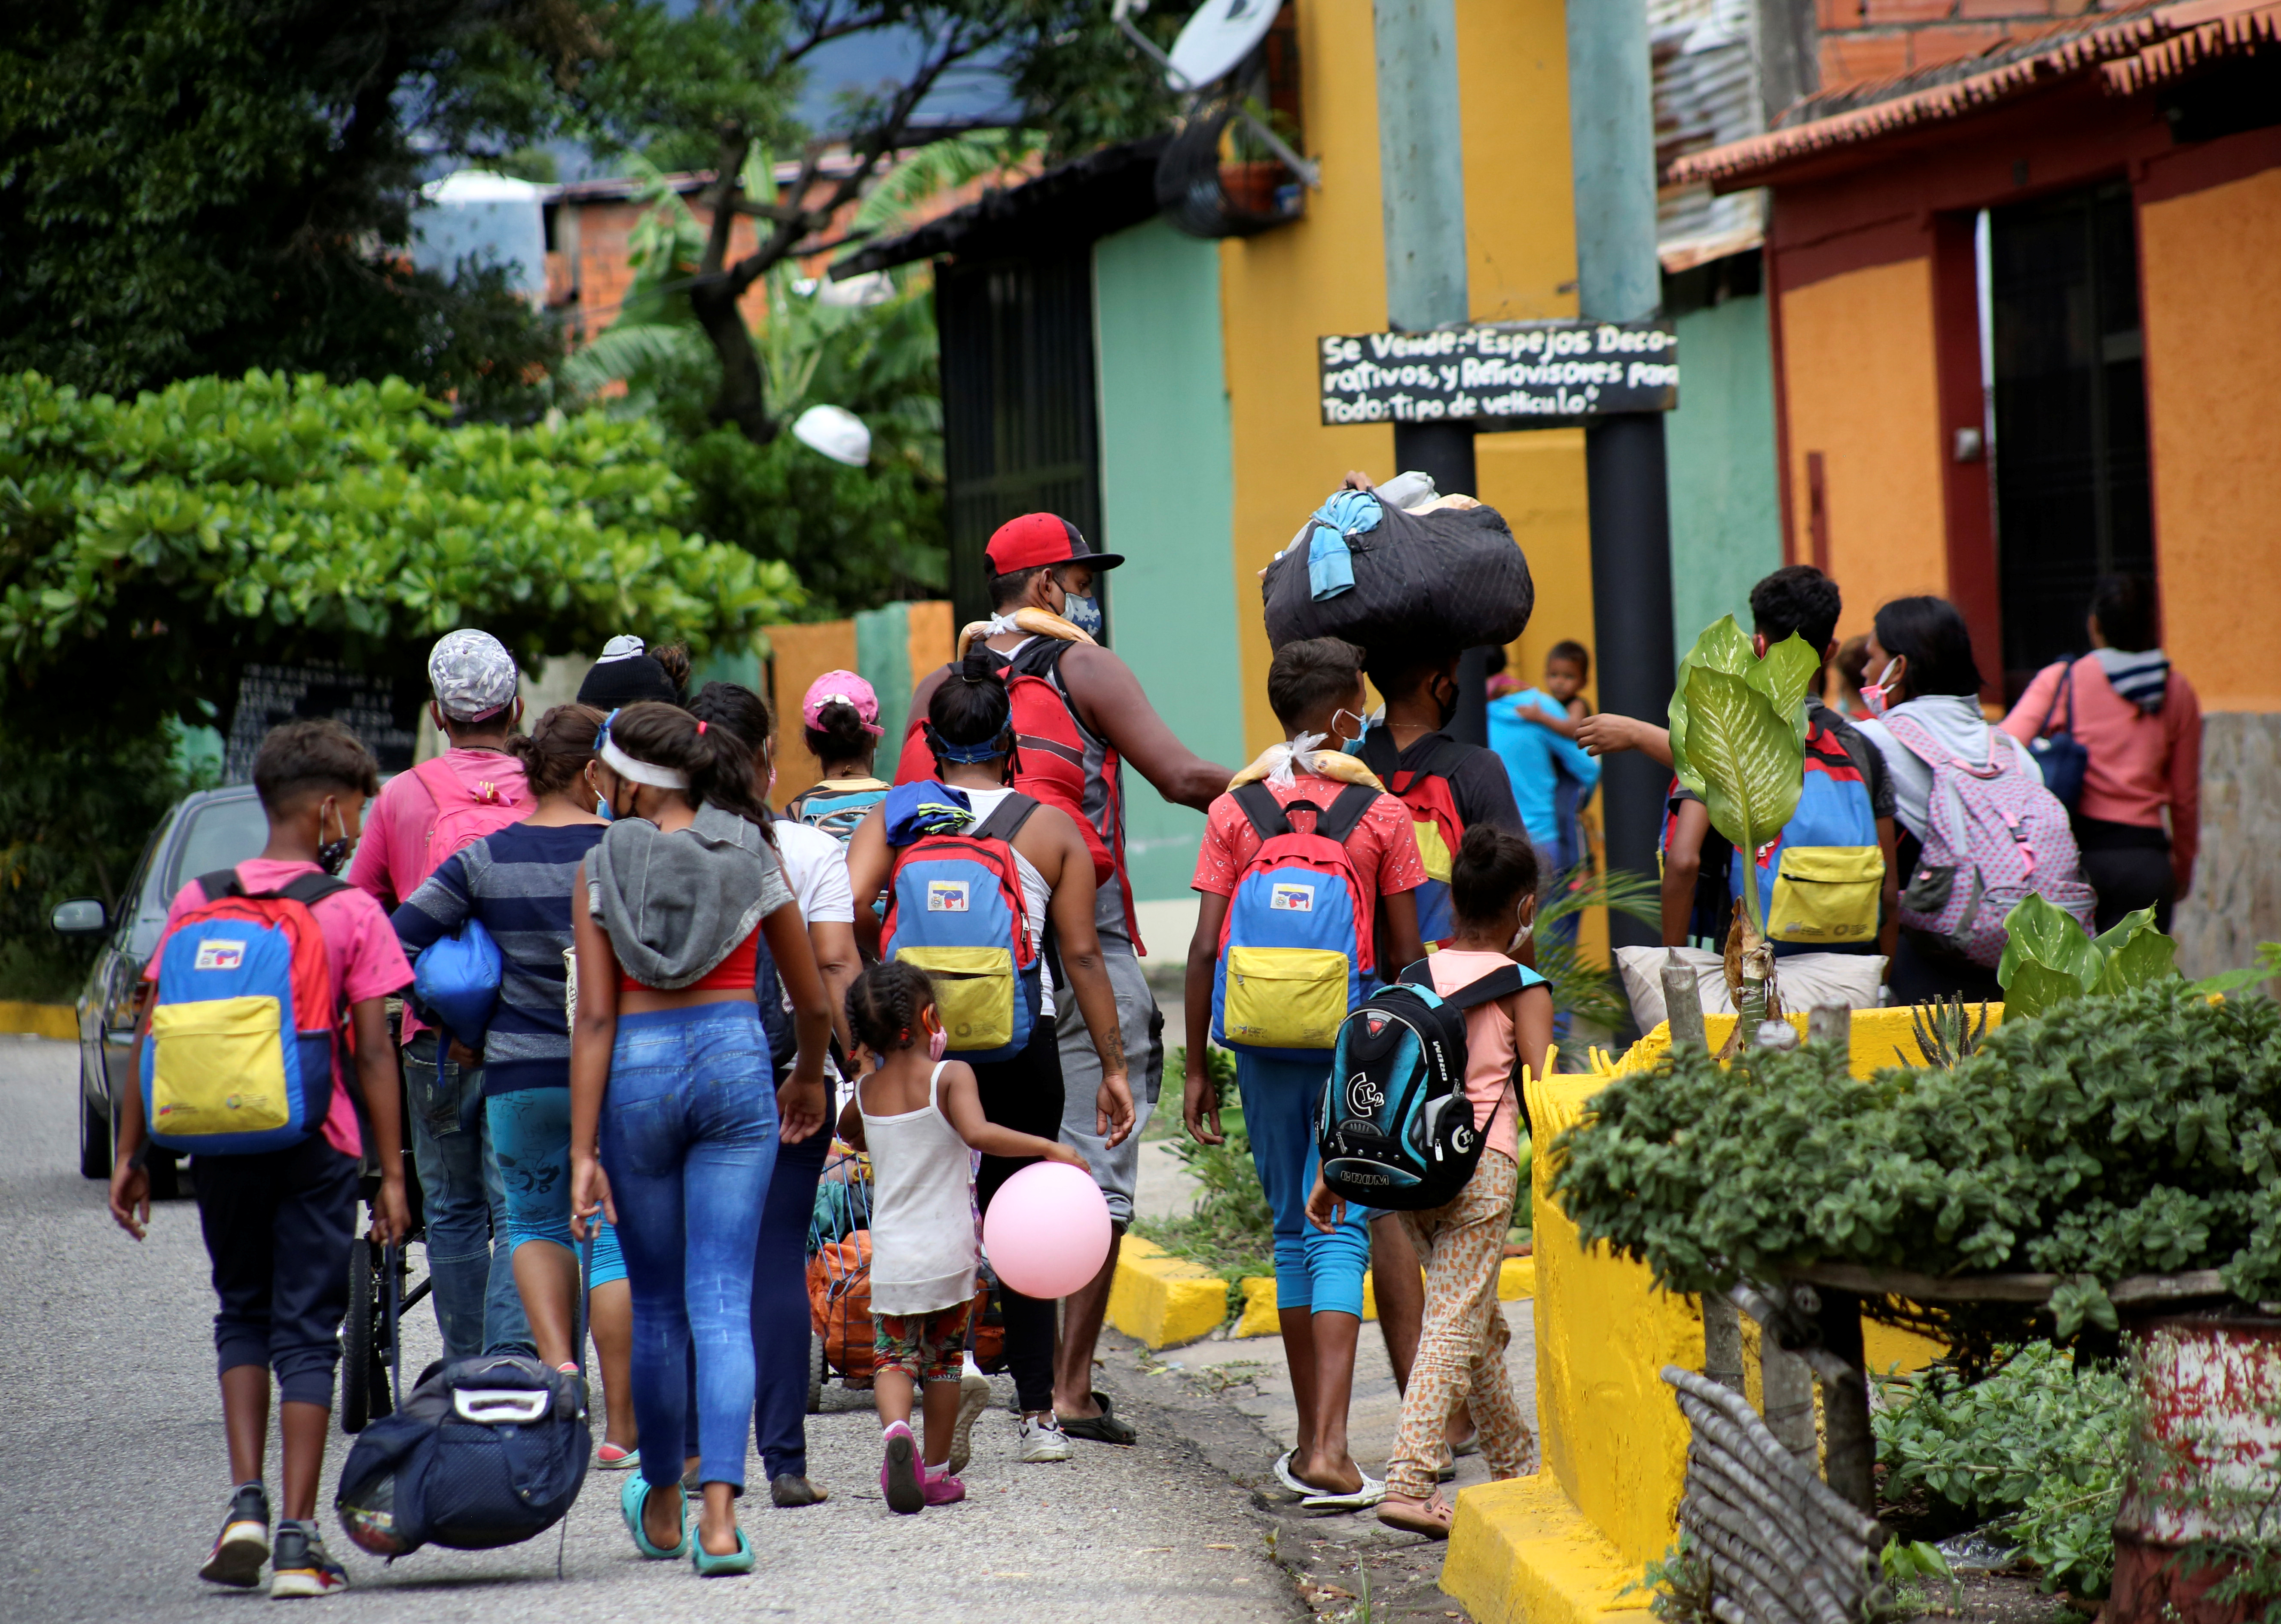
[391,704,641,1468]
[846,652,1135,1465]
[1310,822,1551,1537]
[841,961,1090,1509]
[568,702,834,1575]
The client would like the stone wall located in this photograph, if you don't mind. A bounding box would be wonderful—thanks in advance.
[2171,711,2281,983]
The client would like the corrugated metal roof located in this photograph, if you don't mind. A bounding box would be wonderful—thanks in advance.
[1652,0,1767,269]
[1669,0,2281,190]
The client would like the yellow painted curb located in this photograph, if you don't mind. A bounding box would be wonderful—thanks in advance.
[1230,1259,1531,1338]
[1105,1236,1229,1349]
[1441,1474,1652,1624]
[0,1002,76,1041]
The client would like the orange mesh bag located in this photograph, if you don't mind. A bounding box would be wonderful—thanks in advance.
[806,1231,874,1378]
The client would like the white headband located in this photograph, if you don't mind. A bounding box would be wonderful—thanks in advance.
[599,736,689,791]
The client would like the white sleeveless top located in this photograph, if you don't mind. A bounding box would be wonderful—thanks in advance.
[858,1061,978,1316]
[960,784,1055,1020]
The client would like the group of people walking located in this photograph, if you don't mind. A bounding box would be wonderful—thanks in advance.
[105,493,2202,1597]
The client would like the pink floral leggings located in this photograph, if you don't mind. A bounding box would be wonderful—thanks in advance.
[1385,1148,1533,1500]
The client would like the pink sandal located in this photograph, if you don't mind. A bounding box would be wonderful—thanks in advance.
[1377,1492,1455,1539]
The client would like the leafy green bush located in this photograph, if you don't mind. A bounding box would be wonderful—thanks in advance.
[1550,982,2281,1336]
[1999,895,2177,1019]
[0,369,803,735]
[1875,1344,2127,1597]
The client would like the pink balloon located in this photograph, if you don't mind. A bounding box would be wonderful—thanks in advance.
[982,1161,1112,1300]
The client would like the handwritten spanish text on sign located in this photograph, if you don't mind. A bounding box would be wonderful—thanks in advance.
[1317,320,1679,427]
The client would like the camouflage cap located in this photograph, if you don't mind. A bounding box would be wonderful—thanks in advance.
[428,629,518,722]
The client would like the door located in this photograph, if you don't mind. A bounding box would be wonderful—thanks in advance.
[936,252,1102,629]
[1987,181,2155,700]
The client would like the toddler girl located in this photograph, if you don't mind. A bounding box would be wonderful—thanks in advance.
[845,962,1086,1513]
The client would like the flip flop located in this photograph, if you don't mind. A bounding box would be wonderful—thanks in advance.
[1377,1493,1455,1539]
[1298,1469,1387,1512]
[1272,1448,1309,1496]
[1055,1392,1136,1445]
[1450,1431,1481,1458]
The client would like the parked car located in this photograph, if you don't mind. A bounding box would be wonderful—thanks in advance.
[52,785,268,1183]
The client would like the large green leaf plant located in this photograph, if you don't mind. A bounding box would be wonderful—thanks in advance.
[1666,616,1821,1030]
[1997,895,2179,1019]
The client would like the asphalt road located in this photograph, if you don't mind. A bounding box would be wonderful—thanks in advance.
[0,1037,1297,1623]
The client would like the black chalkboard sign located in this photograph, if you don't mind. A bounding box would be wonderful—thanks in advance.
[223,663,423,783]
[1318,318,1679,428]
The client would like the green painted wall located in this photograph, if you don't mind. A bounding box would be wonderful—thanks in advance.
[1666,291,1783,658]
[1092,217,1244,903]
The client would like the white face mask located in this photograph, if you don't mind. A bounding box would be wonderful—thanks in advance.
[1331,708,1368,745]
[1509,919,1534,953]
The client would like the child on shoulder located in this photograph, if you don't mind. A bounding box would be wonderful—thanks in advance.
[841,961,1087,1514]
[1184,636,1427,1510]
[1310,822,1552,1538]
[109,720,413,1600]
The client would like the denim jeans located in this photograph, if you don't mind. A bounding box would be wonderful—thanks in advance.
[1235,1051,1370,1318]
[402,1032,531,1358]
[599,1002,778,1493]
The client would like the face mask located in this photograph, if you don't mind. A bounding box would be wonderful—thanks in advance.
[1431,676,1460,729]
[316,800,354,876]
[1860,657,1902,719]
[1331,708,1368,746]
[1061,592,1103,638]
[1508,919,1534,953]
[595,797,614,822]
[923,1009,948,1062]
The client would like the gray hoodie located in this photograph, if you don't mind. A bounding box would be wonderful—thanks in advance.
[587,804,792,989]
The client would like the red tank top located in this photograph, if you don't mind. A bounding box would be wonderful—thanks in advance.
[620,925,760,993]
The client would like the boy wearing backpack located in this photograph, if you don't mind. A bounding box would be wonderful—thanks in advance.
[348,629,532,1358]
[109,720,414,1599]
[1309,822,1553,1537]
[1184,636,1427,1510]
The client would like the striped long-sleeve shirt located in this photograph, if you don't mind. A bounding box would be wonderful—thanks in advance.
[394,821,606,1096]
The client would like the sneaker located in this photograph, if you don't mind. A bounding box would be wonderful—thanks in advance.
[922,1462,966,1506]
[947,1369,991,1475]
[880,1420,925,1515]
[1017,1413,1071,1463]
[269,1520,349,1599]
[199,1482,269,1588]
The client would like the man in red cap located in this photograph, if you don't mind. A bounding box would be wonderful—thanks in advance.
[900,512,1231,1453]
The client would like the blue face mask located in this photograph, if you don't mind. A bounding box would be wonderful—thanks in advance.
[595,797,614,822]
[1062,592,1103,638]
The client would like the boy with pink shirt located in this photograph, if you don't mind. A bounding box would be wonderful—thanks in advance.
[348,629,532,1357]
[110,720,412,1599]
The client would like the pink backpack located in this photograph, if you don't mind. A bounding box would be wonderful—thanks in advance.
[412,756,528,884]
[1884,714,2095,967]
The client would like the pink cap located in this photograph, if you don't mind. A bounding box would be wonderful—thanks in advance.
[802,670,883,737]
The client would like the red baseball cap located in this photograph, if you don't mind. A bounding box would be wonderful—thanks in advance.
[984,513,1125,576]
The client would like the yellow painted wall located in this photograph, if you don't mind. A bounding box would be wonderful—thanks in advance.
[1777,258,1949,645]
[766,620,859,808]
[1220,0,1587,758]
[2137,165,2281,715]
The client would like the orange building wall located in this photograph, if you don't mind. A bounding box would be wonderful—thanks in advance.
[764,620,859,809]
[2136,164,2281,714]
[1777,257,1951,643]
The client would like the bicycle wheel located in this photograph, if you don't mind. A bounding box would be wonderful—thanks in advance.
[341,1239,376,1432]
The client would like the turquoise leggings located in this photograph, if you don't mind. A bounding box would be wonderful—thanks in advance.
[486,1087,627,1288]
[1235,1052,1370,1317]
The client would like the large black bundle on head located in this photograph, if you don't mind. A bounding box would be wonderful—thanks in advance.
[1261,495,1535,652]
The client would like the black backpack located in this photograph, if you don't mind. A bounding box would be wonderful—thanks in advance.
[1316,958,1537,1211]
[336,1245,591,1560]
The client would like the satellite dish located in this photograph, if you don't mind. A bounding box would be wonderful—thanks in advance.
[792,404,870,467]
[1166,0,1279,89]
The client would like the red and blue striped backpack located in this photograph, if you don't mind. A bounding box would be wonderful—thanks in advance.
[142,868,347,1155]
[1212,783,1381,1060]
[882,793,1044,1065]
[1729,717,1885,949]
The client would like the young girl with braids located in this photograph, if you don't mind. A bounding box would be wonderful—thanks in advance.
[568,702,833,1575]
[843,960,1085,1512]
[846,650,1135,1465]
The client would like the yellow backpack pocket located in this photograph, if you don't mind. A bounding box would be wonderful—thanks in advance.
[150,996,290,1137]
[1411,818,1453,885]
[1768,845,1884,943]
[897,945,1015,1050]
[1222,946,1350,1050]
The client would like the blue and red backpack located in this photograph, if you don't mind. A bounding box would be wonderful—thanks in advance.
[1358,733,1469,948]
[142,868,347,1155]
[1212,782,1382,1061]
[1730,717,1884,949]
[882,792,1044,1065]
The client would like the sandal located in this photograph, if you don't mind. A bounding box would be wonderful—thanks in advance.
[1055,1392,1136,1445]
[691,1526,754,1577]
[1377,1492,1455,1539]
[1272,1448,1308,1496]
[1295,1467,1387,1512]
[620,1476,690,1560]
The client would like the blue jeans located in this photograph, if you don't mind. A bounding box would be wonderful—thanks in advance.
[1235,1051,1370,1318]
[600,1003,778,1493]
[402,1033,531,1358]
[753,1123,828,1481]
[486,1087,627,1288]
